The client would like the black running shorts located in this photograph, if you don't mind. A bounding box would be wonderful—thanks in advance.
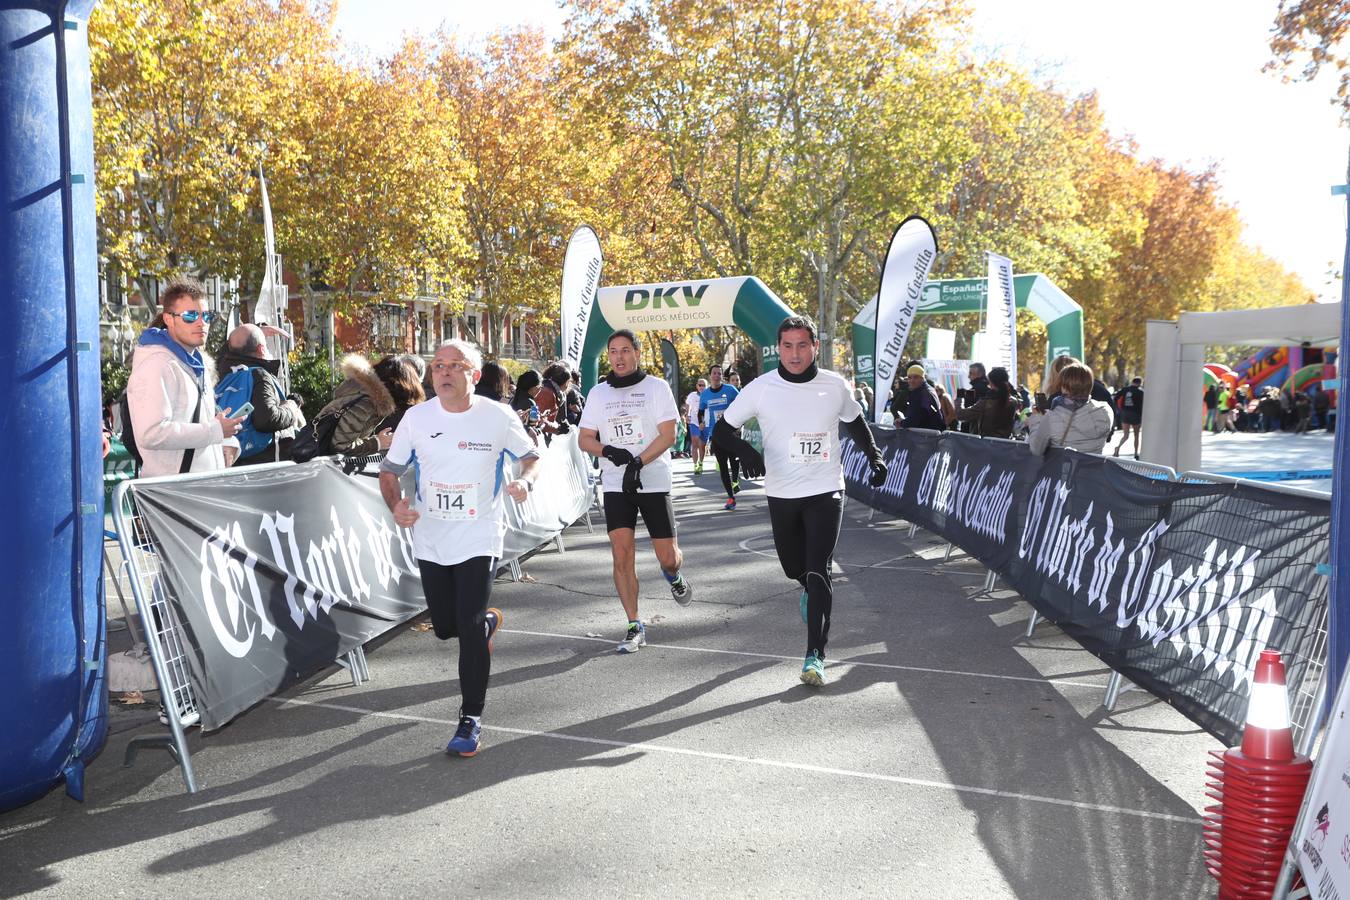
[603,491,677,538]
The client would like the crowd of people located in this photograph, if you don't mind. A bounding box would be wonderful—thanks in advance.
[1204,381,1334,435]
[877,355,1146,458]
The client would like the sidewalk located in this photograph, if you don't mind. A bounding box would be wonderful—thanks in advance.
[0,459,1218,898]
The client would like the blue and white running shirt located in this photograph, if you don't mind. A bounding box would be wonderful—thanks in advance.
[382,395,538,566]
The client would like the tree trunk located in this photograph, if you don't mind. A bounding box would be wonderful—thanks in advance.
[815,252,830,369]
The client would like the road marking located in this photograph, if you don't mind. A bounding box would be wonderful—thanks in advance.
[272,696,1199,825]
[501,628,1106,690]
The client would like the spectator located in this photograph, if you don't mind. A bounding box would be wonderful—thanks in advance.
[535,363,573,437]
[512,368,545,440]
[475,361,511,404]
[896,364,946,431]
[1313,383,1331,430]
[1257,388,1282,433]
[953,365,1016,438]
[216,324,304,465]
[889,360,916,419]
[1217,383,1237,433]
[374,356,425,434]
[1234,386,1251,431]
[1112,377,1144,458]
[1028,361,1114,456]
[1046,354,1113,417]
[126,277,244,476]
[1203,384,1219,432]
[399,353,427,384]
[315,354,421,457]
[1295,391,1313,434]
[565,370,585,425]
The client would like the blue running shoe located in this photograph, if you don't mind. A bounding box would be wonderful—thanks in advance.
[800,651,825,686]
[446,715,482,757]
[799,589,808,624]
[724,497,736,511]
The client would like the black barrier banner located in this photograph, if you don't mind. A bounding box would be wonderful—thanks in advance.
[842,428,1330,746]
[130,433,593,731]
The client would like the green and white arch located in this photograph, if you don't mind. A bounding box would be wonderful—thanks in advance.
[576,275,796,390]
[851,273,1084,383]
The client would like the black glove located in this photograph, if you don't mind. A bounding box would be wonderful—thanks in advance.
[602,445,635,467]
[739,447,766,479]
[868,457,888,487]
[554,420,571,435]
[622,458,644,495]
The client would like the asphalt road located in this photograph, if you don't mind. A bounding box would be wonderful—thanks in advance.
[0,458,1221,898]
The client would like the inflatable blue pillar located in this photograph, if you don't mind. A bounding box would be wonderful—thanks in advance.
[0,0,107,810]
[1331,173,1350,708]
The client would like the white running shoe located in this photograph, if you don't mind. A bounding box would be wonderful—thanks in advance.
[670,574,693,607]
[617,621,647,653]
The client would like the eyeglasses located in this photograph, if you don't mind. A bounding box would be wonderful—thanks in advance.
[166,310,215,324]
[432,360,475,373]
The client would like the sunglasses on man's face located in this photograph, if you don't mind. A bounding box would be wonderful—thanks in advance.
[167,310,214,324]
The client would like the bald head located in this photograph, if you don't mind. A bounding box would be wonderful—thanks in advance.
[228,324,268,359]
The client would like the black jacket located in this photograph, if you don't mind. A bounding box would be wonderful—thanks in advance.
[215,350,301,452]
[899,381,946,431]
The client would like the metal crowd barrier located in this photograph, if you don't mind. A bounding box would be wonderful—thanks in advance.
[1175,469,1331,754]
[102,530,143,646]
[111,462,371,794]
[881,436,1330,752]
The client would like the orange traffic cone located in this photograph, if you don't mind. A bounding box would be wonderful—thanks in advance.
[1241,650,1295,762]
[1202,650,1312,900]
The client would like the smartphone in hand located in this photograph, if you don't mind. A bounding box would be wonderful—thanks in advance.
[231,401,255,418]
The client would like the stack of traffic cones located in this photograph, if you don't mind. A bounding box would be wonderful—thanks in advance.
[1202,649,1313,899]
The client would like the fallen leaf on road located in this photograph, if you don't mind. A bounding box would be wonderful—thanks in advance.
[411,621,434,632]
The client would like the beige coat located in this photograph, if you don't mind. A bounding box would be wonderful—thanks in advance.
[126,344,237,476]
[1027,398,1115,456]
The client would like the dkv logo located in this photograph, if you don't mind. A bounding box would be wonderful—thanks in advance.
[625,283,709,310]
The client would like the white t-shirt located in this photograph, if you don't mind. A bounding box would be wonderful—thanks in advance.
[383,395,538,566]
[684,391,701,425]
[722,368,863,499]
[580,376,679,493]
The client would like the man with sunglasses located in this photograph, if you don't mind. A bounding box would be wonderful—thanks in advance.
[126,278,245,476]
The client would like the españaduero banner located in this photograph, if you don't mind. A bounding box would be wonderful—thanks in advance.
[840,426,1329,746]
[127,433,594,731]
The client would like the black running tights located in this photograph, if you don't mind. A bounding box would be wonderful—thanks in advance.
[417,555,496,717]
[766,492,844,658]
[712,442,741,497]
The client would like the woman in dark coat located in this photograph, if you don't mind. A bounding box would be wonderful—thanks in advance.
[954,366,1017,439]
